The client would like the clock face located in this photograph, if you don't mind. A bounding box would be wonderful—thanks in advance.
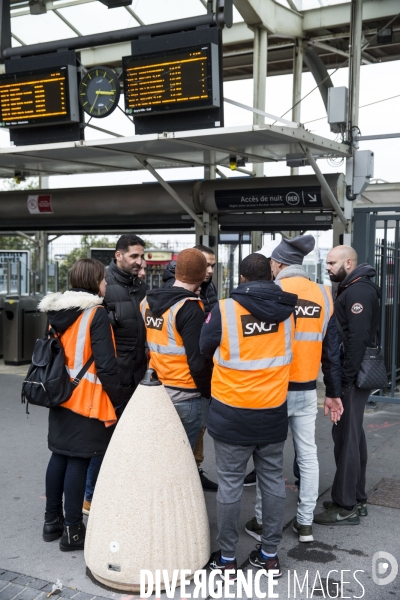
[79,67,120,118]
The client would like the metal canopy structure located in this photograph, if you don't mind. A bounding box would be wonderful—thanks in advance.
[0,123,350,178]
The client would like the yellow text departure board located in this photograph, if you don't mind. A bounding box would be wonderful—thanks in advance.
[123,44,219,116]
[0,66,79,128]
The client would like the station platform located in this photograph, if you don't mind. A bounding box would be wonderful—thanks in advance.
[1,366,399,599]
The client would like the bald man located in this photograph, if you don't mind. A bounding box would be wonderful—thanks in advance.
[314,245,380,526]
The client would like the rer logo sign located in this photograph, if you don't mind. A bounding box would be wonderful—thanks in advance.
[27,194,53,214]
[145,309,164,331]
[295,299,322,318]
[241,315,279,337]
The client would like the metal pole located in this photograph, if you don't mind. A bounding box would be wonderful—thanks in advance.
[54,261,59,293]
[2,13,216,59]
[347,0,363,140]
[291,40,304,176]
[390,220,399,396]
[252,26,268,178]
[17,261,21,296]
[0,0,11,61]
[305,150,348,227]
[6,261,11,295]
[135,157,204,228]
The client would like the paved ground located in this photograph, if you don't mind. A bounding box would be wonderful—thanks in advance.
[1,367,400,599]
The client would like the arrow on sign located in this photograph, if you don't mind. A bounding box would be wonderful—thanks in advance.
[308,194,318,202]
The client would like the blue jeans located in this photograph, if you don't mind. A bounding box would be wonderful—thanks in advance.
[85,455,103,502]
[173,396,210,450]
[255,389,318,526]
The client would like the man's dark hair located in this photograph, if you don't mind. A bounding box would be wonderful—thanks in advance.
[240,253,271,282]
[193,244,215,255]
[116,234,146,252]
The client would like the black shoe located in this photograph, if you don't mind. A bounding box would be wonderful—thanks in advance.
[208,550,237,582]
[43,511,64,542]
[244,469,256,486]
[199,468,218,491]
[249,545,282,577]
[314,505,360,526]
[59,522,86,552]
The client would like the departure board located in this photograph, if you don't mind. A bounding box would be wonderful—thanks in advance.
[123,43,220,116]
[0,65,79,128]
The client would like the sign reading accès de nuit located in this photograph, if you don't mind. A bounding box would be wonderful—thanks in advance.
[214,186,323,211]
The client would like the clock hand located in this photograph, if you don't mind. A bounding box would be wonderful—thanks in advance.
[90,91,100,112]
[96,91,116,96]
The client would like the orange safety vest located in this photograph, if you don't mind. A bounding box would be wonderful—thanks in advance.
[278,277,333,383]
[60,306,117,427]
[141,297,203,389]
[211,299,294,409]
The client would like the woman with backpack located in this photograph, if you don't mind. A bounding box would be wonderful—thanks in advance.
[39,258,122,551]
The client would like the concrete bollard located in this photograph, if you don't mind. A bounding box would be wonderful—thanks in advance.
[84,369,210,592]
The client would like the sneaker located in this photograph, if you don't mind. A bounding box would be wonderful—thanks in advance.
[292,518,314,542]
[199,469,218,492]
[249,545,282,577]
[208,550,238,582]
[323,500,368,517]
[357,502,368,517]
[314,505,360,526]
[245,516,262,542]
[82,500,91,515]
[244,469,256,486]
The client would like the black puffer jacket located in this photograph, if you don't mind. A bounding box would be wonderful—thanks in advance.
[200,280,297,445]
[39,289,123,458]
[162,260,218,317]
[105,260,147,402]
[335,263,380,388]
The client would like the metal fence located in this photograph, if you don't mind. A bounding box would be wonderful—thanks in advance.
[354,206,400,404]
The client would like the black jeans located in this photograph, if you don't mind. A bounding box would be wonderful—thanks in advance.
[45,453,91,526]
[331,385,370,508]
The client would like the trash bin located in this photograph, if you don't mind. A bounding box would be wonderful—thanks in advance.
[3,295,46,365]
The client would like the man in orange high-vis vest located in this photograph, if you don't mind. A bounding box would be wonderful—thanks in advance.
[245,235,343,545]
[141,248,212,450]
[200,253,297,581]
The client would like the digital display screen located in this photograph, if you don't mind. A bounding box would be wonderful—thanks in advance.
[0,65,79,128]
[123,44,219,116]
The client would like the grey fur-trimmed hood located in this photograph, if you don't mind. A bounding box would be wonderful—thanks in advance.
[38,290,103,313]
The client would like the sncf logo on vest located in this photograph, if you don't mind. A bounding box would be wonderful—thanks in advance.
[295,299,322,318]
[145,309,164,331]
[241,315,279,337]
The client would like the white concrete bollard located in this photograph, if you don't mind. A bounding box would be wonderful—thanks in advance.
[84,369,210,592]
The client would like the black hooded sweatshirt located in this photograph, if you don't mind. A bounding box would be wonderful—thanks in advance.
[200,280,297,445]
[334,263,380,389]
[144,286,212,399]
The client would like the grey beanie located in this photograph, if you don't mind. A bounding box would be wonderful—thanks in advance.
[271,234,315,265]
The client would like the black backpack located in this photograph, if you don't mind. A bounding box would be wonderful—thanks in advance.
[21,326,93,413]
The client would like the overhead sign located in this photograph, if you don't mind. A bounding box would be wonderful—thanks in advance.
[215,186,323,211]
[0,250,30,294]
[27,195,53,214]
[123,44,220,117]
[0,65,79,128]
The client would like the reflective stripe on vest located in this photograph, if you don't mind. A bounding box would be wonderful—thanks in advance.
[214,299,293,371]
[277,277,334,383]
[211,299,294,409]
[61,305,117,426]
[141,297,202,388]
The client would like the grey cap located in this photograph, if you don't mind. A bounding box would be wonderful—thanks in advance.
[271,234,315,265]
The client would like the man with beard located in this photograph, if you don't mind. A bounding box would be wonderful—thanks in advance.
[314,245,380,526]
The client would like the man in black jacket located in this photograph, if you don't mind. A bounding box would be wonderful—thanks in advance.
[162,244,218,317]
[162,244,218,491]
[314,245,380,526]
[142,248,212,449]
[105,234,147,406]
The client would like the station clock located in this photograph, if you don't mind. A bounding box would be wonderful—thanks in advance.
[79,67,120,118]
